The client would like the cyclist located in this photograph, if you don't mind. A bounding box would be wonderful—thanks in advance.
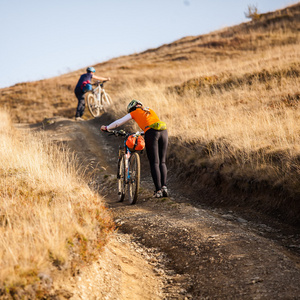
[101,100,169,198]
[74,67,110,121]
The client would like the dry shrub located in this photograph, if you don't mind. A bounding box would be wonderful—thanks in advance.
[245,4,261,21]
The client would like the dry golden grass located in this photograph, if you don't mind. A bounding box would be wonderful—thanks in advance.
[106,37,300,202]
[0,111,114,292]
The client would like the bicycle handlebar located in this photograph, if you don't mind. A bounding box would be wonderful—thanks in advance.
[107,129,144,137]
[108,129,127,137]
[93,80,108,86]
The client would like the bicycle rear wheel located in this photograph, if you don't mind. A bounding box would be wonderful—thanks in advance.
[128,152,140,205]
[101,92,112,112]
[86,93,100,117]
[117,155,126,202]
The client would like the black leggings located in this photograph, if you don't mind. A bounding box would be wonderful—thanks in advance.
[145,129,168,192]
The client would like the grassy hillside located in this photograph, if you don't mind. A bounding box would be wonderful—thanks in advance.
[1,3,300,223]
[0,112,114,296]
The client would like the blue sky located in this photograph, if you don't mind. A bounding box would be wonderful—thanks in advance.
[0,0,298,88]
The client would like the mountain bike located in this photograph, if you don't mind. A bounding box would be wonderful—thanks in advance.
[86,81,112,117]
[108,130,143,205]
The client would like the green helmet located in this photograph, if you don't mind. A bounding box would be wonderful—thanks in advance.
[127,99,143,113]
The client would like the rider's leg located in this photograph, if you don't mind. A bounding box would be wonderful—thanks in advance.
[158,130,168,188]
[75,88,85,117]
[145,129,161,192]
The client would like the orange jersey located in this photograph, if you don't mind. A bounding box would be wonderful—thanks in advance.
[130,108,160,132]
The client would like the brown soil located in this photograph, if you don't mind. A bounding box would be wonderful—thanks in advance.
[16,115,300,299]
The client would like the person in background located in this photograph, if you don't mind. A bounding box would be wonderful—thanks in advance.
[74,67,110,121]
[101,100,169,198]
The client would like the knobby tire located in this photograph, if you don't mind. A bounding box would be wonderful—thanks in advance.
[101,92,112,112]
[128,152,140,205]
[117,155,126,202]
[86,93,100,117]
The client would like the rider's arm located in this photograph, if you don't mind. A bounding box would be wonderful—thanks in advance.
[92,74,110,81]
[102,114,132,131]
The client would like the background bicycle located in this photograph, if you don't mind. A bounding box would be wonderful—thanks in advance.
[86,81,112,117]
[108,129,144,205]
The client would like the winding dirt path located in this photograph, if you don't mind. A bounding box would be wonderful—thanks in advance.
[22,116,300,299]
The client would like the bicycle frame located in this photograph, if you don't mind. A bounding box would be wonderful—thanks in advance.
[109,130,142,204]
[87,81,112,117]
[119,138,133,184]
[92,81,105,104]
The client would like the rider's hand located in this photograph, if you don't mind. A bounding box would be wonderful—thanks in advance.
[101,125,108,132]
[107,77,111,81]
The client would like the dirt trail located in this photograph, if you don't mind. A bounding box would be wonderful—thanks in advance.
[21,116,300,299]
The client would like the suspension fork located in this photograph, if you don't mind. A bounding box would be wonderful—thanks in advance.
[118,147,130,184]
[124,150,131,184]
[96,85,101,101]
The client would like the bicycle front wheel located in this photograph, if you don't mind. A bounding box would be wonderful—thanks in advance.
[128,152,140,205]
[117,155,126,202]
[101,92,112,112]
[86,93,100,117]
